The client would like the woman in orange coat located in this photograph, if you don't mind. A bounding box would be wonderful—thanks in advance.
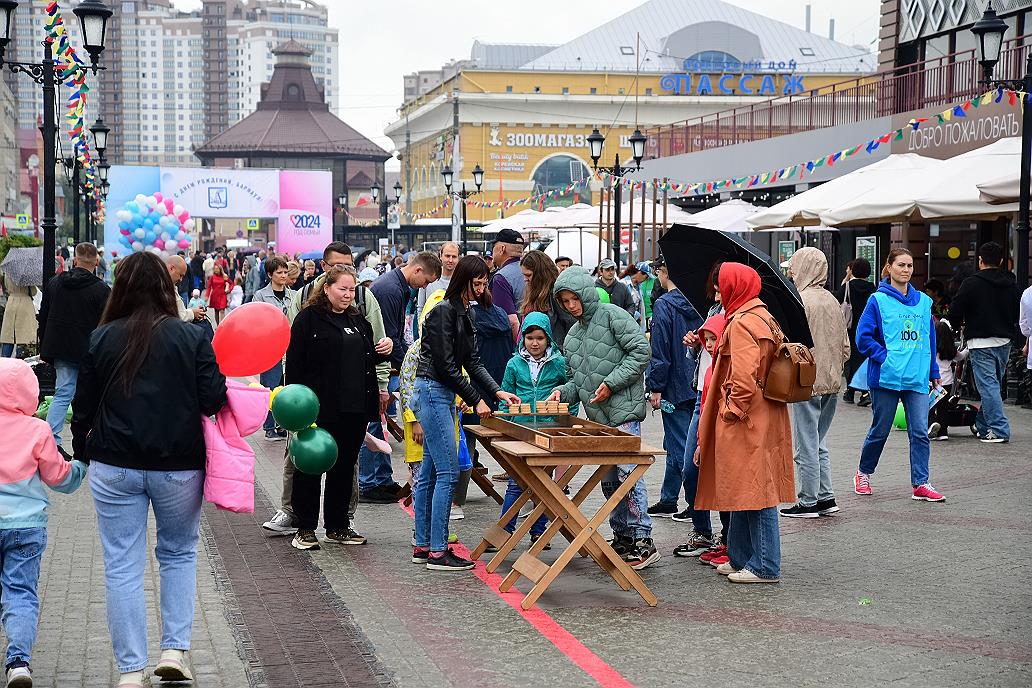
[695,262,794,584]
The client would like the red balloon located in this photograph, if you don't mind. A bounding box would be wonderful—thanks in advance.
[212,302,290,377]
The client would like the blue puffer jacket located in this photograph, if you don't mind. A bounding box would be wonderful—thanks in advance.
[500,312,578,422]
[645,288,703,407]
[553,268,651,426]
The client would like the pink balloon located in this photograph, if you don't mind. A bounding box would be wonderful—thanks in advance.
[178,212,189,223]
[178,239,190,249]
[153,192,163,203]
[119,228,131,235]
[153,239,165,250]
[164,199,175,212]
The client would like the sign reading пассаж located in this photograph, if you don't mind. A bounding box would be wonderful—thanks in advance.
[660,58,805,96]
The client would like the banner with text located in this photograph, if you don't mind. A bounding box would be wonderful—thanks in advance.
[160,168,281,219]
[277,170,333,255]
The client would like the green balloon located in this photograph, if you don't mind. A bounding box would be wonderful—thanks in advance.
[271,384,320,432]
[892,401,907,430]
[289,427,338,475]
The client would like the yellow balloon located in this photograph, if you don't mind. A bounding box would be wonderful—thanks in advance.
[269,385,285,410]
[248,382,263,388]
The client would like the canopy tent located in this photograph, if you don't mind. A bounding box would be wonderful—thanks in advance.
[747,154,943,230]
[542,229,605,268]
[680,199,762,233]
[480,199,696,233]
[819,138,1020,226]
[977,173,1020,204]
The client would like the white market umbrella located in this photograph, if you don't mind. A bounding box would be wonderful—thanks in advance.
[681,199,762,233]
[543,229,605,268]
[977,172,1020,204]
[747,154,944,230]
[820,138,1020,226]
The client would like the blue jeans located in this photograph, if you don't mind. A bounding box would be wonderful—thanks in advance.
[859,388,930,486]
[727,508,781,579]
[359,374,399,490]
[46,359,79,444]
[90,462,203,673]
[657,403,693,507]
[789,394,838,506]
[602,421,653,540]
[680,398,712,534]
[969,345,1011,440]
[412,378,458,552]
[501,479,547,536]
[260,362,283,432]
[0,528,47,667]
[1,343,24,358]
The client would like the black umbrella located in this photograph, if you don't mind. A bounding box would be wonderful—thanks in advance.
[659,224,813,347]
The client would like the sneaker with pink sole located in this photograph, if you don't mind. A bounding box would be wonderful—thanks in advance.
[912,483,945,502]
[854,471,872,495]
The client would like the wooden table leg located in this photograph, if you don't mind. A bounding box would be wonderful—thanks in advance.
[470,468,504,504]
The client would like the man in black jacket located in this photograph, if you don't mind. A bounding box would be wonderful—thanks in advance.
[947,242,1021,443]
[595,258,635,314]
[38,242,111,447]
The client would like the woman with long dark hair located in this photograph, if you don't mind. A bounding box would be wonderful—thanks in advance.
[520,250,574,349]
[413,256,520,571]
[285,266,387,550]
[70,252,227,687]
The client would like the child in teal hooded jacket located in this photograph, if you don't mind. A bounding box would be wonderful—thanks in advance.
[497,312,577,542]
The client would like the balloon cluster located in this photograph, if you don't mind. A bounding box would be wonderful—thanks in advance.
[114,192,195,255]
[271,384,338,475]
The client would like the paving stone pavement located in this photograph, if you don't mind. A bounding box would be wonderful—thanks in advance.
[4,400,1030,687]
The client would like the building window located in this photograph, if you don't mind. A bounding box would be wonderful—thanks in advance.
[645,88,652,96]
[799,47,815,57]
[506,85,513,92]
[561,87,569,95]
[285,83,303,101]
[533,86,541,93]
[619,46,634,55]
[590,87,597,94]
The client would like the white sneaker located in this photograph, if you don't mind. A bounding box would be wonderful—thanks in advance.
[517,501,535,519]
[6,665,32,688]
[449,504,465,521]
[262,509,298,534]
[728,568,780,584]
[154,649,193,681]
[715,562,737,575]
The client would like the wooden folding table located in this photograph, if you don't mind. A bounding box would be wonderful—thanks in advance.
[464,422,661,610]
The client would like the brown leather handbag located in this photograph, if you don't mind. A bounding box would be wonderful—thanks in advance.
[745,312,816,403]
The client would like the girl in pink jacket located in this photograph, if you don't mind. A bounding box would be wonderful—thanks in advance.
[0,358,86,686]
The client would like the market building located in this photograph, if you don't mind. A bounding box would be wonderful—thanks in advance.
[638,0,1032,287]
[384,0,876,225]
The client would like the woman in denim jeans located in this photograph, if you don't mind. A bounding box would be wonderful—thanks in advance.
[70,252,227,688]
[412,256,520,571]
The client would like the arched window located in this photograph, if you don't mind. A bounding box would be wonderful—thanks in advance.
[284,83,303,101]
[684,50,742,72]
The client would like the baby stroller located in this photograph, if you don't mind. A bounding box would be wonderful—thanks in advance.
[928,354,979,440]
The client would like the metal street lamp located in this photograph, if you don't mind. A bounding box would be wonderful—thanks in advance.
[441,165,453,193]
[972,3,1031,289]
[63,156,81,242]
[442,164,484,255]
[587,126,646,270]
[89,116,110,157]
[393,180,402,202]
[0,0,112,288]
[370,183,380,203]
[98,161,110,183]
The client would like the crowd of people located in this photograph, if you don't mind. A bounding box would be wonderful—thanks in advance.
[0,229,1028,687]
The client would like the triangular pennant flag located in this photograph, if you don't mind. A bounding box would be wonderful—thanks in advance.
[953,105,966,117]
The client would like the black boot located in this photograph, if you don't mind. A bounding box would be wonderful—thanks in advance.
[843,389,856,404]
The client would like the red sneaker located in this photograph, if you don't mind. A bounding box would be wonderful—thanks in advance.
[854,471,872,496]
[912,483,945,502]
[699,544,727,564]
[707,554,730,568]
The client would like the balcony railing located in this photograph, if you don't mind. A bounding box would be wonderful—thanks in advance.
[646,36,1029,159]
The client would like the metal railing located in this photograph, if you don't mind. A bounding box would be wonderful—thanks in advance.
[646,36,1029,159]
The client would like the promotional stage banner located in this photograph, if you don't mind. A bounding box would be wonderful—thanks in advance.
[276,170,333,255]
[160,168,280,219]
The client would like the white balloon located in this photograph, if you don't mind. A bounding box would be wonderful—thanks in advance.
[183,219,195,231]
[132,241,144,252]
[160,231,171,241]
[146,195,158,208]
[175,230,186,240]
[134,194,148,205]
[156,204,168,216]
[172,204,184,216]
[134,228,146,239]
[116,209,132,222]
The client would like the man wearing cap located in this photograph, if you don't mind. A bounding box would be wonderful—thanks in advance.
[490,228,527,341]
[595,258,635,315]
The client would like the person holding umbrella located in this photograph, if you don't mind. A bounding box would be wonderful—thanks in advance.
[694,262,795,584]
[0,250,40,358]
[854,248,944,502]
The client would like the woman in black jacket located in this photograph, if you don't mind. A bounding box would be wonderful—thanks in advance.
[285,266,387,551]
[838,258,877,404]
[412,256,520,571]
[71,252,227,686]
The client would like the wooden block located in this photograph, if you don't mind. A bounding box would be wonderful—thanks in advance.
[558,403,569,414]
[511,552,550,584]
[484,524,513,548]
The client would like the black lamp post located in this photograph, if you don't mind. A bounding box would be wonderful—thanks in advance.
[62,155,81,243]
[0,0,112,288]
[337,191,347,241]
[973,2,1031,288]
[442,163,483,255]
[588,127,647,270]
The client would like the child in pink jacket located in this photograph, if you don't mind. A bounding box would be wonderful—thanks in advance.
[0,359,86,686]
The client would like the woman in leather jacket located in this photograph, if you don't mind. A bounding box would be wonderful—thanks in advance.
[412,256,520,571]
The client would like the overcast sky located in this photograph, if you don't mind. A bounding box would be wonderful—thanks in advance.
[175,0,881,169]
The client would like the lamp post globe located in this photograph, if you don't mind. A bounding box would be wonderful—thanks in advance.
[62,156,75,184]
[972,2,1008,83]
[472,163,484,190]
[98,161,110,183]
[72,0,112,67]
[629,128,647,167]
[370,183,380,203]
[441,165,453,193]
[587,127,605,168]
[89,116,110,156]
[393,180,402,202]
[0,0,16,61]
[338,192,346,208]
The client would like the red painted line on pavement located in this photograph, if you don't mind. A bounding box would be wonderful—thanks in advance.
[400,503,637,688]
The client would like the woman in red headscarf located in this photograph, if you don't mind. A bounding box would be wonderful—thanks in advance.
[694,262,794,584]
